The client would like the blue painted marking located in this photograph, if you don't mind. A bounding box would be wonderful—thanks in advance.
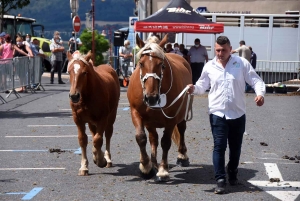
[123,107,130,111]
[74,148,82,155]
[22,187,43,200]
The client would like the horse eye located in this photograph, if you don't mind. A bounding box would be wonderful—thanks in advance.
[139,62,143,68]
[83,71,88,75]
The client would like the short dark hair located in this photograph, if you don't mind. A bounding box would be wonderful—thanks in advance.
[194,38,200,43]
[216,36,231,46]
[239,40,246,45]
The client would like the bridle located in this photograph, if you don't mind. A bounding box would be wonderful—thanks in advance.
[139,48,192,121]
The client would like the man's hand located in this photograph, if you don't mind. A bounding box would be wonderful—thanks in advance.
[255,95,264,106]
[187,84,194,94]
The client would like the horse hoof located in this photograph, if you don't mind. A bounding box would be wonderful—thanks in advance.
[93,159,107,168]
[106,162,112,168]
[176,158,190,167]
[154,175,170,182]
[78,170,89,176]
[139,168,157,180]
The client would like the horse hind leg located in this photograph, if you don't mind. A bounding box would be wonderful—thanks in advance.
[104,122,114,168]
[173,121,190,167]
[89,123,107,168]
[77,123,89,176]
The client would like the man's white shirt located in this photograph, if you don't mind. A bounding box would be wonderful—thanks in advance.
[193,55,265,119]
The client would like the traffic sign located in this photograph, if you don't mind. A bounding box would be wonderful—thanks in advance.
[73,15,81,33]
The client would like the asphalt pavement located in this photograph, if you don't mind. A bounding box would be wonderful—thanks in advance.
[0,73,299,201]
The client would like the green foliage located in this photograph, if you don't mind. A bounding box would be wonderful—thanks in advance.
[79,29,109,66]
[0,0,30,14]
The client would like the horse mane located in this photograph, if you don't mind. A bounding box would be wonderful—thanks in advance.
[67,53,91,72]
[136,37,165,60]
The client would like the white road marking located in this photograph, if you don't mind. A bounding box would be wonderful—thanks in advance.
[5,135,92,138]
[248,163,300,201]
[0,168,65,170]
[45,116,72,118]
[59,109,72,111]
[28,125,76,127]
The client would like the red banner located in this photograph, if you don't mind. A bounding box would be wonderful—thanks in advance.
[134,22,224,34]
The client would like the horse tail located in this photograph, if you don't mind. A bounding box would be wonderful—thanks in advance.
[171,125,180,147]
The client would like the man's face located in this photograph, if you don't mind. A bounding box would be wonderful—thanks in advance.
[215,42,232,62]
[195,41,200,46]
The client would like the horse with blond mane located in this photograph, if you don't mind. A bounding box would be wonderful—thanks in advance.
[127,34,193,181]
[67,51,120,175]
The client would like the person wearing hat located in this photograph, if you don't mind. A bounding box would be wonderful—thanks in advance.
[187,38,208,85]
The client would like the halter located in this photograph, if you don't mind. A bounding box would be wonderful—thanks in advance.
[139,48,193,121]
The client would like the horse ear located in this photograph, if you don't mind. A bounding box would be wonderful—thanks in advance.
[84,50,92,62]
[67,51,73,61]
[159,34,168,48]
[136,33,145,48]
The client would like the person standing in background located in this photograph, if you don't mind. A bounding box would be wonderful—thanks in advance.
[231,40,251,62]
[50,31,65,84]
[119,40,133,80]
[187,38,208,84]
[248,46,257,69]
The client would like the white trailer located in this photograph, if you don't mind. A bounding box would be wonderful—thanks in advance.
[176,13,300,84]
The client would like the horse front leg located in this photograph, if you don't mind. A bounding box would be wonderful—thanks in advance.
[92,121,107,168]
[146,126,159,170]
[76,122,89,176]
[104,122,113,168]
[132,110,155,179]
[156,126,173,182]
[175,120,190,167]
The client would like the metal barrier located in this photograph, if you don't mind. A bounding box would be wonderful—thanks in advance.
[256,60,300,85]
[0,56,44,103]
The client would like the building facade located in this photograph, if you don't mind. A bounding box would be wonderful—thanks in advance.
[148,0,300,15]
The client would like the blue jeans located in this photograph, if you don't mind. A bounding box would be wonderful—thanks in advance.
[209,114,246,181]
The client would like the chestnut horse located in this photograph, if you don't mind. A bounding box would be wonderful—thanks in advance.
[67,51,120,176]
[127,34,193,182]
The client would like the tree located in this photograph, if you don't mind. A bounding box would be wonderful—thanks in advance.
[1,0,31,31]
[79,29,109,66]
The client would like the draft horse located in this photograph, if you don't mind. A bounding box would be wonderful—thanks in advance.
[127,34,193,181]
[67,51,120,176]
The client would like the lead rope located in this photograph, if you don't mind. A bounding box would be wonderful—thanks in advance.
[155,85,193,121]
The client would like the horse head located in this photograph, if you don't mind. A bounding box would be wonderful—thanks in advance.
[136,34,169,107]
[67,51,93,103]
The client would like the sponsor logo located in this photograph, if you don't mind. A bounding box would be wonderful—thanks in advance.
[166,7,191,15]
[142,26,169,29]
[199,25,214,30]
[173,26,194,29]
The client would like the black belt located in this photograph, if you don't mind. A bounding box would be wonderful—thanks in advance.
[191,62,204,64]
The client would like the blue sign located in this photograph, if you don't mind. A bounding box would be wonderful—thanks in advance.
[196,7,207,13]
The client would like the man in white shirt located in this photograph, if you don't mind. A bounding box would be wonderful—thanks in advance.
[187,36,265,194]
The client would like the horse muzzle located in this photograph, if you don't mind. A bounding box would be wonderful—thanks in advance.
[69,92,80,103]
[143,94,160,106]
